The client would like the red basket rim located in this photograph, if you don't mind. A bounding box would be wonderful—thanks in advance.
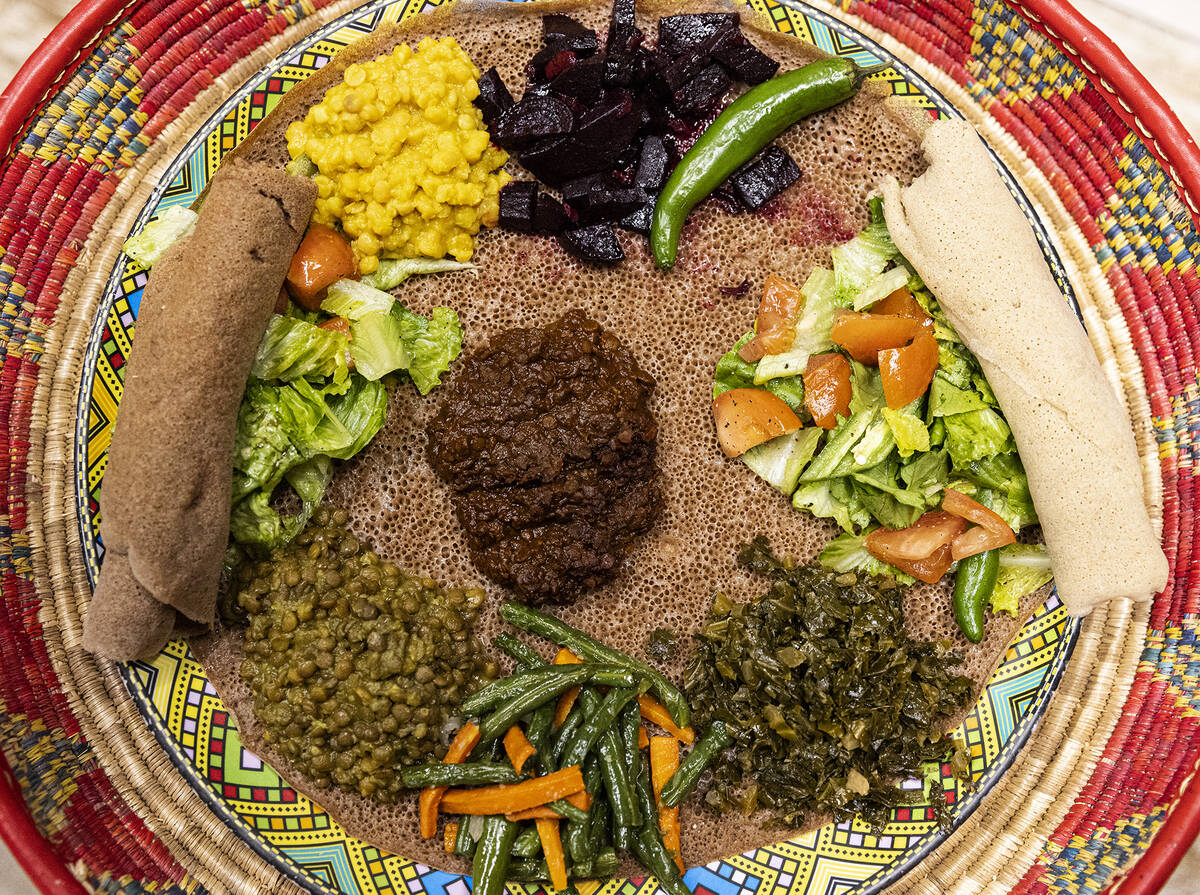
[0,1,1197,894]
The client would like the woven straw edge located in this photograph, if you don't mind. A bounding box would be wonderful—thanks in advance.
[26,2,1162,894]
[816,5,1160,894]
[29,1,372,892]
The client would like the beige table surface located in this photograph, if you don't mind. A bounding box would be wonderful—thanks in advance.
[1,0,1198,892]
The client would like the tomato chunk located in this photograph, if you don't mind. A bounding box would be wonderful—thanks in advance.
[317,316,352,338]
[942,488,1016,560]
[870,287,925,320]
[891,542,955,584]
[830,311,924,365]
[865,511,968,563]
[286,224,357,310]
[879,330,939,409]
[803,353,851,430]
[739,275,803,362]
[712,388,801,458]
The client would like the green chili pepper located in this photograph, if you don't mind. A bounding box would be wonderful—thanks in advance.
[953,548,1000,644]
[500,602,691,727]
[472,816,517,895]
[660,722,731,808]
[651,58,869,269]
[400,762,521,788]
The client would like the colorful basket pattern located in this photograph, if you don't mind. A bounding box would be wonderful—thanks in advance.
[0,1,1197,895]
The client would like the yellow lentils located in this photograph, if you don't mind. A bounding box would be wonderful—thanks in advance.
[286,38,509,273]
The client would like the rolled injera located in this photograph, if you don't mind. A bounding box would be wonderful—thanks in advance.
[880,120,1168,616]
[83,159,317,660]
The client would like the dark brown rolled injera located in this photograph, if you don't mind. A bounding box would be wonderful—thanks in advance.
[83,160,317,661]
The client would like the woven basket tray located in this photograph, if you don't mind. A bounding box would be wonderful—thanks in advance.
[0,1,1198,894]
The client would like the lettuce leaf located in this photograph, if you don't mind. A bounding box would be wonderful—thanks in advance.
[350,310,408,381]
[395,305,463,394]
[742,428,822,495]
[123,205,198,269]
[818,528,916,584]
[230,456,332,550]
[321,279,395,319]
[958,453,1037,528]
[793,478,870,533]
[853,265,911,312]
[992,543,1053,615]
[929,373,989,417]
[251,315,351,389]
[830,223,897,304]
[942,408,1013,466]
[882,401,930,457]
[900,448,950,500]
[361,257,474,291]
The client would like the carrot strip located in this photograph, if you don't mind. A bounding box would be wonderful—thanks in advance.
[536,818,569,890]
[420,722,481,838]
[444,821,459,854]
[440,765,585,815]
[639,693,695,744]
[553,648,583,726]
[505,791,591,821]
[638,726,650,749]
[504,725,537,775]
[650,736,683,871]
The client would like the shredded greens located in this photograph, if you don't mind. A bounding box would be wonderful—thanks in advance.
[684,538,973,830]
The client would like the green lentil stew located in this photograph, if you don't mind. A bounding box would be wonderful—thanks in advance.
[233,506,497,802]
[684,536,974,829]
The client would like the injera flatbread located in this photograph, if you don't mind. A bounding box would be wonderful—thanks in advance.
[84,161,316,660]
[189,0,1049,871]
[880,120,1168,617]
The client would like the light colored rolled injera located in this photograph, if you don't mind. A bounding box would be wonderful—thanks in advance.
[82,160,317,660]
[879,119,1168,616]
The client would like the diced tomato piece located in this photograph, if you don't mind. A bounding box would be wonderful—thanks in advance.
[803,353,851,430]
[890,542,955,584]
[739,275,804,362]
[286,224,357,310]
[712,388,801,458]
[317,316,352,338]
[942,488,1016,560]
[830,311,924,365]
[879,330,939,409]
[865,510,968,563]
[871,287,925,320]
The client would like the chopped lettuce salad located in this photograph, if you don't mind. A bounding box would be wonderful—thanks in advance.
[124,218,463,553]
[713,200,1050,610]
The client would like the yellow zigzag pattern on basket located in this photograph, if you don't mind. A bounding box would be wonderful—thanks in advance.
[0,714,83,837]
[967,7,1088,104]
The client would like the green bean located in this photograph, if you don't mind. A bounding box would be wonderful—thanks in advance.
[547,798,590,825]
[472,816,517,895]
[493,633,545,670]
[574,848,618,879]
[620,700,643,783]
[511,825,543,859]
[661,722,731,808]
[504,858,551,882]
[953,549,1000,644]
[400,762,521,788]
[633,828,691,895]
[462,665,612,716]
[650,58,868,269]
[453,815,476,856]
[588,796,610,855]
[597,726,641,831]
[566,760,602,865]
[633,763,659,831]
[552,707,586,765]
[560,685,646,770]
[476,666,623,741]
[500,602,691,727]
[525,703,555,772]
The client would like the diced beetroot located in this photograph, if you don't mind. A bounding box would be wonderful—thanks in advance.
[534,193,569,233]
[494,94,575,148]
[604,0,644,86]
[657,13,739,55]
[730,145,801,210]
[711,31,780,85]
[544,49,577,80]
[549,55,606,105]
[672,63,731,118]
[710,184,745,214]
[563,173,644,223]
[619,202,653,234]
[549,91,647,181]
[655,45,711,97]
[475,67,514,126]
[519,136,571,184]
[633,136,668,192]
[498,181,539,232]
[542,14,599,54]
[559,223,625,264]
